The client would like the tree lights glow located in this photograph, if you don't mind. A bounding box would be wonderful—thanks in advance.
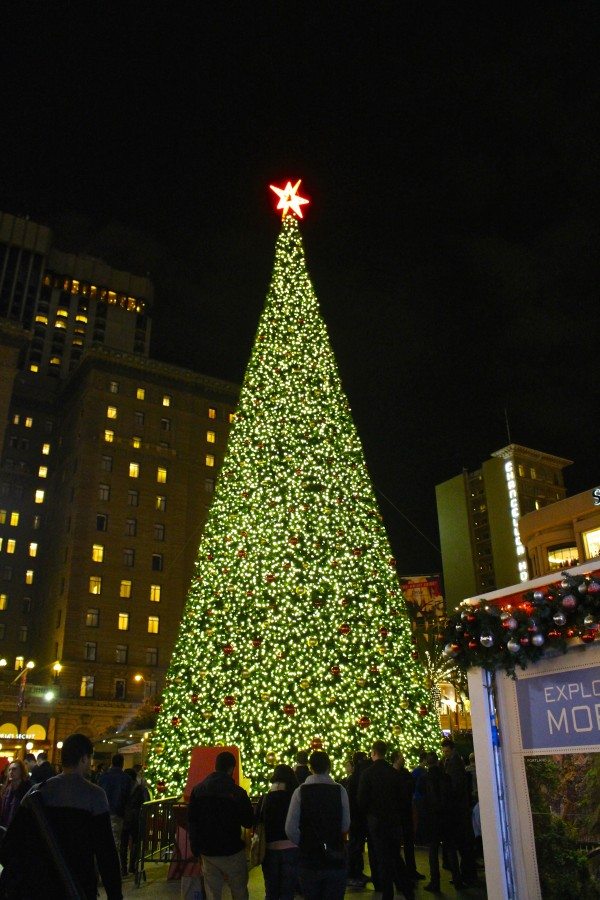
[146,207,440,795]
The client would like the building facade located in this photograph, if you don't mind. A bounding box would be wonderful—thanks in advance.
[519,487,600,578]
[436,444,572,610]
[0,212,238,761]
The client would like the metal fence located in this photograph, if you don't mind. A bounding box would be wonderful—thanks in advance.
[134,796,181,887]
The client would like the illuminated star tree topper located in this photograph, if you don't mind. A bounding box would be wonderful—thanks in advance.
[269,179,309,218]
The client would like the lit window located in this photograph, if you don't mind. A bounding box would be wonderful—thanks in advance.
[107,406,117,420]
[6,540,16,554]
[162,395,171,407]
[29,364,39,373]
[104,430,114,443]
[49,356,61,366]
[208,407,217,420]
[109,380,118,393]
[15,656,24,671]
[154,523,165,541]
[28,543,37,558]
[86,608,99,627]
[35,490,45,504]
[206,454,215,467]
[136,388,145,400]
[35,314,48,324]
[229,412,235,424]
[148,615,159,634]
[84,641,97,661]
[92,544,104,562]
[0,510,5,525]
[129,462,140,478]
[12,415,20,425]
[42,443,50,455]
[0,594,7,610]
[157,467,167,483]
[56,307,68,317]
[156,495,166,512]
[120,580,132,598]
[80,675,94,697]
[25,570,34,584]
[118,612,129,631]
[207,430,216,444]
[38,466,48,478]
[54,319,66,329]
[530,468,537,479]
[25,417,33,428]
[583,527,600,561]
[10,512,19,527]
[89,575,102,594]
[150,584,161,602]
[132,436,141,449]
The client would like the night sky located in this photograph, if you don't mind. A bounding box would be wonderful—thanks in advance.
[2,3,599,576]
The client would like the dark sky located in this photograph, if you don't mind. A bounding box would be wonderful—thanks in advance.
[2,3,599,575]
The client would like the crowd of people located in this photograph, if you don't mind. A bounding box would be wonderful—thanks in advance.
[189,737,481,900]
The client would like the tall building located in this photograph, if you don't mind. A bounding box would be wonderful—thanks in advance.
[0,212,238,759]
[436,444,572,609]
[519,487,600,578]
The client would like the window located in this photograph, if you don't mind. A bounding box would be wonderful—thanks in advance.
[206,430,216,444]
[98,483,110,501]
[136,387,145,400]
[104,429,114,443]
[38,466,48,478]
[132,436,141,449]
[228,412,236,424]
[143,680,157,699]
[129,462,140,478]
[6,539,16,554]
[80,675,94,697]
[120,579,132,598]
[152,554,163,572]
[115,644,128,664]
[89,575,102,594]
[84,641,97,661]
[12,415,20,425]
[25,417,33,428]
[0,510,5,524]
[100,455,113,472]
[583,527,600,561]
[154,523,165,541]
[114,679,126,700]
[25,570,34,584]
[2,567,13,581]
[35,490,45,504]
[146,647,159,666]
[10,512,19,527]
[127,490,139,507]
[204,478,215,493]
[92,544,104,562]
[28,542,38,558]
[15,656,24,671]
[150,584,161,602]
[134,411,144,427]
[18,625,28,643]
[107,406,118,419]
[22,597,32,614]
[123,548,135,567]
[0,593,7,610]
[156,495,166,512]
[86,608,99,627]
[208,407,217,420]
[118,612,129,631]
[157,467,167,483]
[206,454,215,467]
[125,518,137,536]
[33,515,41,530]
[96,514,108,531]
[530,467,537,479]
[160,418,171,432]
[148,615,159,634]
[109,381,119,394]
[162,395,171,407]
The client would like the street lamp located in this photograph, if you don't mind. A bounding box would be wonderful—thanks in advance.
[52,661,62,682]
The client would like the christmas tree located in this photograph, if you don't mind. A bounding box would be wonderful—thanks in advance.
[147,181,440,794]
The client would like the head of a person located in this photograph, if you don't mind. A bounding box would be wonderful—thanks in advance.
[6,759,27,787]
[295,750,309,766]
[417,749,427,765]
[352,751,368,769]
[271,764,298,793]
[371,740,388,761]
[36,751,48,764]
[215,751,236,776]
[112,753,125,769]
[426,751,439,767]
[24,752,36,771]
[61,733,94,772]
[309,751,331,775]
[441,738,454,758]
[469,753,476,766]
[390,750,405,769]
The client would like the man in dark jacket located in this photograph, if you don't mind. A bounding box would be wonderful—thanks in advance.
[188,750,254,900]
[30,750,56,784]
[358,740,414,900]
[391,750,423,882]
[99,753,133,855]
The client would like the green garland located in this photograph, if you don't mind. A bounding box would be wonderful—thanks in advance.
[441,572,600,678]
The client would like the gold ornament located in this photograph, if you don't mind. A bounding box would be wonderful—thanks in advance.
[198,670,208,680]
[356,678,367,687]
[266,751,278,765]
[300,679,310,690]
[241,669,251,679]
[392,724,402,736]
[261,692,270,702]
[307,637,318,647]
[377,645,386,655]
[203,711,213,719]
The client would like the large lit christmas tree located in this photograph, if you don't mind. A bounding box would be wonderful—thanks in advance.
[147,181,440,794]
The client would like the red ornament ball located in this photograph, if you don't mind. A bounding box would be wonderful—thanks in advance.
[156,780,166,793]
[224,695,236,707]
[389,558,397,567]
[358,716,371,728]
[283,703,296,717]
[339,623,351,636]
[468,640,478,650]
[310,738,323,750]
[370,665,379,674]
[237,549,247,558]
[379,628,389,638]
[171,717,180,727]
[266,574,275,583]
[190,694,199,704]
[330,665,341,676]
[411,651,419,660]
[153,704,162,714]
[352,548,362,557]
[252,638,262,649]
[340,598,350,607]
[547,629,561,639]
[587,581,600,594]
[581,631,596,644]
[223,643,234,655]
[419,705,428,717]
[289,536,299,545]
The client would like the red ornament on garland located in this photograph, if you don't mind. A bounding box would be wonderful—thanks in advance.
[581,631,595,644]
[358,715,371,728]
[587,581,600,594]
[224,695,236,707]
[339,623,351,636]
[547,629,561,639]
[283,703,296,716]
[468,640,478,650]
[289,536,299,545]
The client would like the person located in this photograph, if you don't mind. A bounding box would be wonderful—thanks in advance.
[99,752,133,852]
[258,763,299,899]
[30,750,56,784]
[285,750,350,900]
[121,768,150,876]
[391,750,423,882]
[420,751,461,893]
[293,750,310,785]
[23,752,37,777]
[465,752,478,805]
[188,750,254,900]
[357,740,414,900]
[0,759,30,830]
[0,732,122,899]
[411,750,427,845]
[440,738,477,886]
[344,751,370,890]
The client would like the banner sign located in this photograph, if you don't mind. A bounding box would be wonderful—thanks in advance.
[516,664,600,753]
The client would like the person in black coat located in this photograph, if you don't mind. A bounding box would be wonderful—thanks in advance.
[391,750,424,882]
[344,752,370,888]
[419,752,461,893]
[258,764,299,900]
